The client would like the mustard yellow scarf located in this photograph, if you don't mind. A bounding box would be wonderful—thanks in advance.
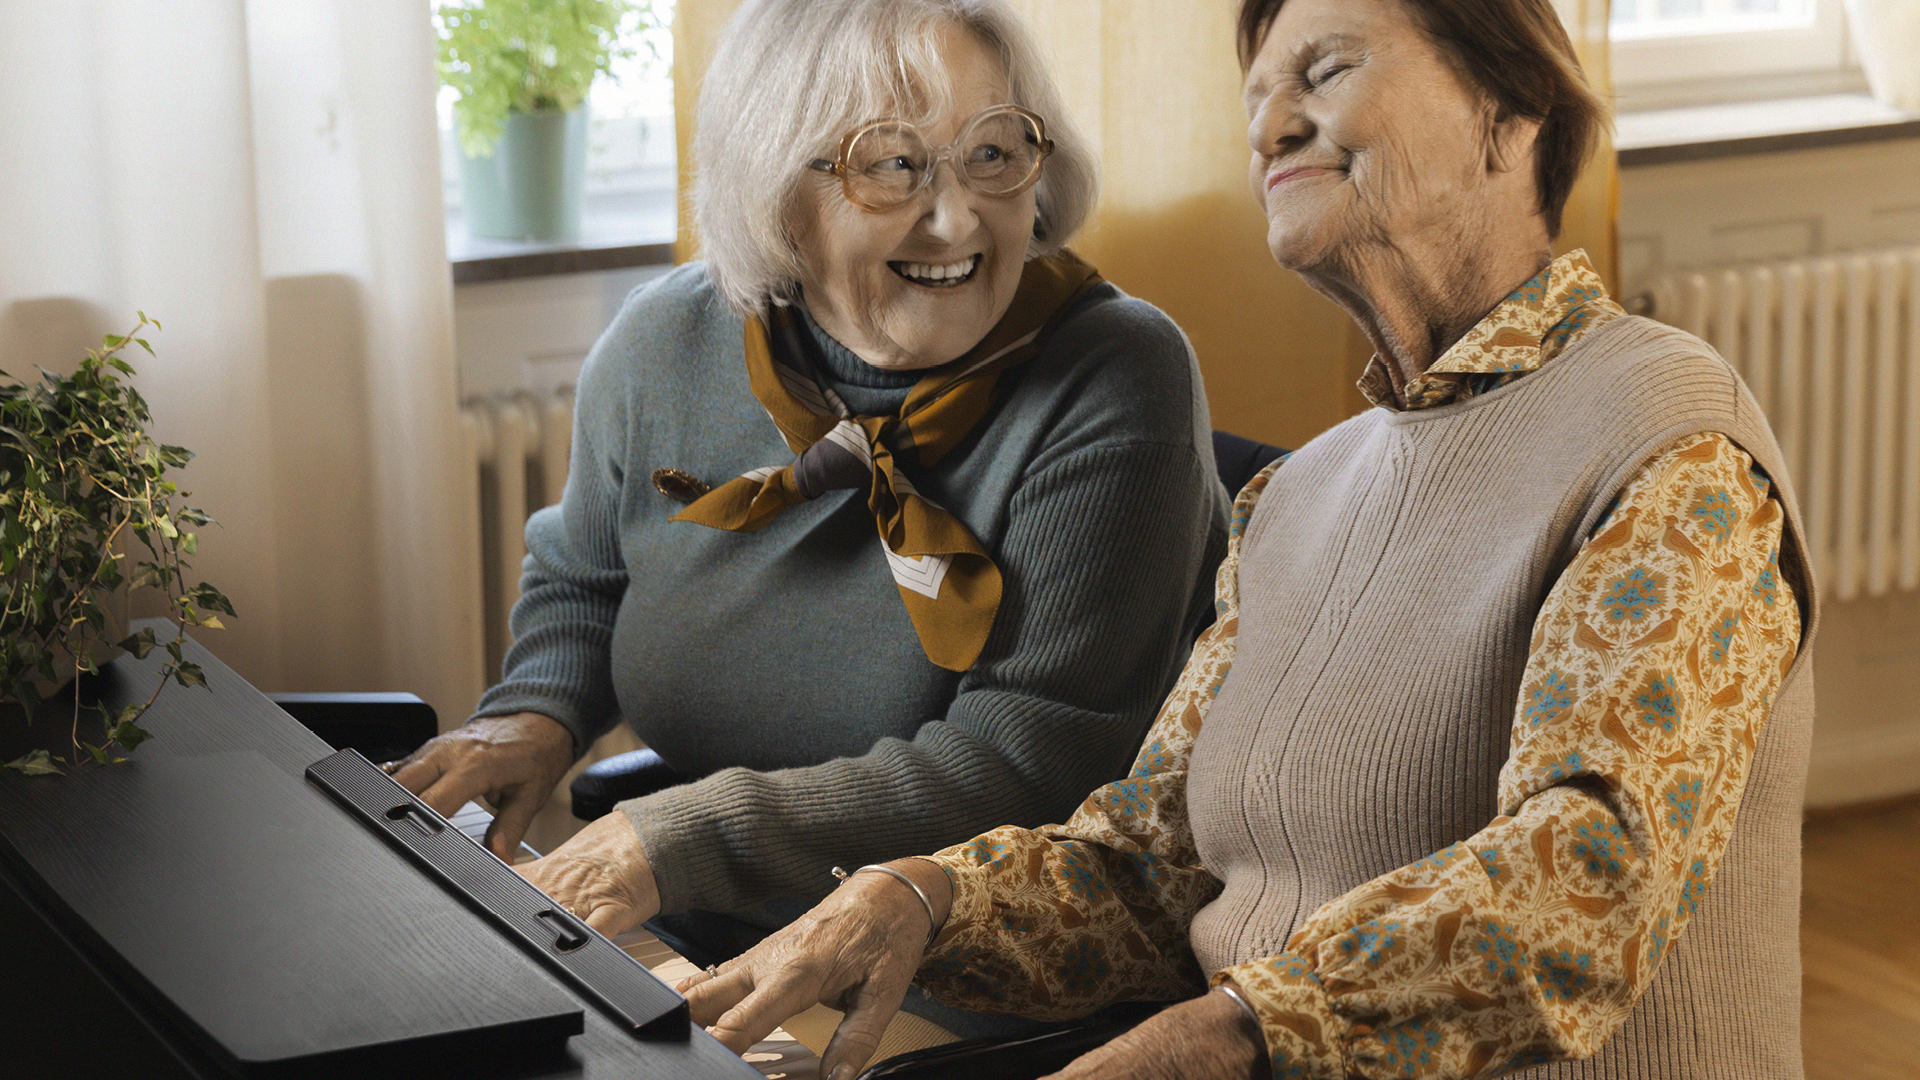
[670,251,1104,671]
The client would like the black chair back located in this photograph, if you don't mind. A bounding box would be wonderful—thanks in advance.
[1211,430,1287,497]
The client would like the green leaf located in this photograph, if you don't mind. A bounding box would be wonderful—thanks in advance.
[4,750,64,776]
[133,338,154,357]
[81,742,112,766]
[188,584,237,617]
[118,627,159,659]
[107,718,154,752]
[173,661,207,689]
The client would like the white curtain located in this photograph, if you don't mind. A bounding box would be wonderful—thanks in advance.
[0,0,486,722]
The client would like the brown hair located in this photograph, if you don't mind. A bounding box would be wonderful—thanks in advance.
[1236,0,1605,238]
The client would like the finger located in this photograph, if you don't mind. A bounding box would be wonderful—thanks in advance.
[818,983,903,1080]
[578,898,634,938]
[672,965,720,995]
[482,789,540,863]
[705,978,825,1055]
[388,753,442,797]
[419,770,489,822]
[682,966,751,1024]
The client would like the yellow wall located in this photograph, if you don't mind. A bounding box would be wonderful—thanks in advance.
[676,0,1616,450]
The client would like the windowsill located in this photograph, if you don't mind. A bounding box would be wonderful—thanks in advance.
[1617,93,1920,167]
[446,187,676,284]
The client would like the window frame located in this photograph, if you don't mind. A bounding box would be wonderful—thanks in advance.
[1609,0,1864,110]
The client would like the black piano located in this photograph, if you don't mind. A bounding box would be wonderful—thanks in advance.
[0,628,761,1080]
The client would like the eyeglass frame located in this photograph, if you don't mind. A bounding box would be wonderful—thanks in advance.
[807,104,1056,213]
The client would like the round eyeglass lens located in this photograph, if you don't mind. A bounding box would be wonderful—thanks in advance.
[845,123,932,207]
[959,110,1043,194]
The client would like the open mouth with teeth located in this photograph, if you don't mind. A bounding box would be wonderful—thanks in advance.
[889,254,982,289]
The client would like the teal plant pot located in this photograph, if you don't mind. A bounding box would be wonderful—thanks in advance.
[460,106,589,244]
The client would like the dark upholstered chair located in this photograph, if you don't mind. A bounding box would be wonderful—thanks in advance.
[272,692,437,764]
[1210,429,1288,497]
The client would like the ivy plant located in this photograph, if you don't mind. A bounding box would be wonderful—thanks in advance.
[436,0,657,157]
[1,315,234,775]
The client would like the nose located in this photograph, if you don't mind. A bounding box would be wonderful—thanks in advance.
[1247,90,1313,207]
[1247,90,1313,160]
[916,161,980,246]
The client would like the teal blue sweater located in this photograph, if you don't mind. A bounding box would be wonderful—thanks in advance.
[474,262,1228,916]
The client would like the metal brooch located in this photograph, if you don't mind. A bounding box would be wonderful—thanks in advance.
[651,467,711,505]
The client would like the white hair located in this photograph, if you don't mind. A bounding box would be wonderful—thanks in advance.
[693,0,1100,317]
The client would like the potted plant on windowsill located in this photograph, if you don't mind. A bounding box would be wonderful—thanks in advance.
[1,315,234,775]
[437,0,653,244]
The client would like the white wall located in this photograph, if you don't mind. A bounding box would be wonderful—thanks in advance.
[453,264,669,401]
[1621,135,1920,808]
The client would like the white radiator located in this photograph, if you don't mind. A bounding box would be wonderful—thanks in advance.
[460,389,575,681]
[1641,246,1920,601]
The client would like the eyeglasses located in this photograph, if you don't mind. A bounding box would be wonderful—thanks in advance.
[809,104,1054,212]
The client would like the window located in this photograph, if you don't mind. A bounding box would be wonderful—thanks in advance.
[436,1,678,255]
[1609,0,1863,110]
[1612,0,1819,39]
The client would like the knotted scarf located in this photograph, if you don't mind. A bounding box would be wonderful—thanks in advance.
[670,250,1104,671]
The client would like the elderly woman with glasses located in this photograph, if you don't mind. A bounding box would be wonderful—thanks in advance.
[680,0,1817,1077]
[388,0,1226,1003]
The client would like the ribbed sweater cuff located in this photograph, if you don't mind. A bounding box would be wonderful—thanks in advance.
[624,777,756,916]
[467,685,596,758]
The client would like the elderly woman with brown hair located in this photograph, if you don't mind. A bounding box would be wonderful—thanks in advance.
[680,0,1818,1077]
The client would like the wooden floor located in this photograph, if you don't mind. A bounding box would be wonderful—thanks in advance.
[1802,794,1920,1080]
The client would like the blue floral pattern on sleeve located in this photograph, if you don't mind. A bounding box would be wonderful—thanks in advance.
[1601,566,1665,622]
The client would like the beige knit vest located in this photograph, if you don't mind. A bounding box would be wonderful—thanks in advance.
[1187,316,1819,1079]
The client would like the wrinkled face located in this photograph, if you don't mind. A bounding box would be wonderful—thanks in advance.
[1243,0,1498,271]
[794,25,1038,371]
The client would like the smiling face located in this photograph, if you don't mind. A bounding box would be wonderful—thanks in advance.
[792,24,1038,372]
[1242,0,1509,275]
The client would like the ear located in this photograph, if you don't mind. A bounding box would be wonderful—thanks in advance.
[1485,109,1543,176]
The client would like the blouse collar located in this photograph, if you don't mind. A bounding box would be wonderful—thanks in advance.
[1358,250,1626,412]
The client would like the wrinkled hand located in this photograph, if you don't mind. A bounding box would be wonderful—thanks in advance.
[1040,986,1266,1080]
[389,712,574,862]
[517,810,661,936]
[679,859,951,1080]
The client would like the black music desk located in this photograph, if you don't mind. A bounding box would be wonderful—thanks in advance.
[0,627,759,1080]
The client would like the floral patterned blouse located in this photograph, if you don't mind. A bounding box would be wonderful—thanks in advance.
[915,252,1804,1078]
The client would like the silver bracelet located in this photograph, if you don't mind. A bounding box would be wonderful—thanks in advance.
[831,864,941,948]
[1215,983,1262,1030]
